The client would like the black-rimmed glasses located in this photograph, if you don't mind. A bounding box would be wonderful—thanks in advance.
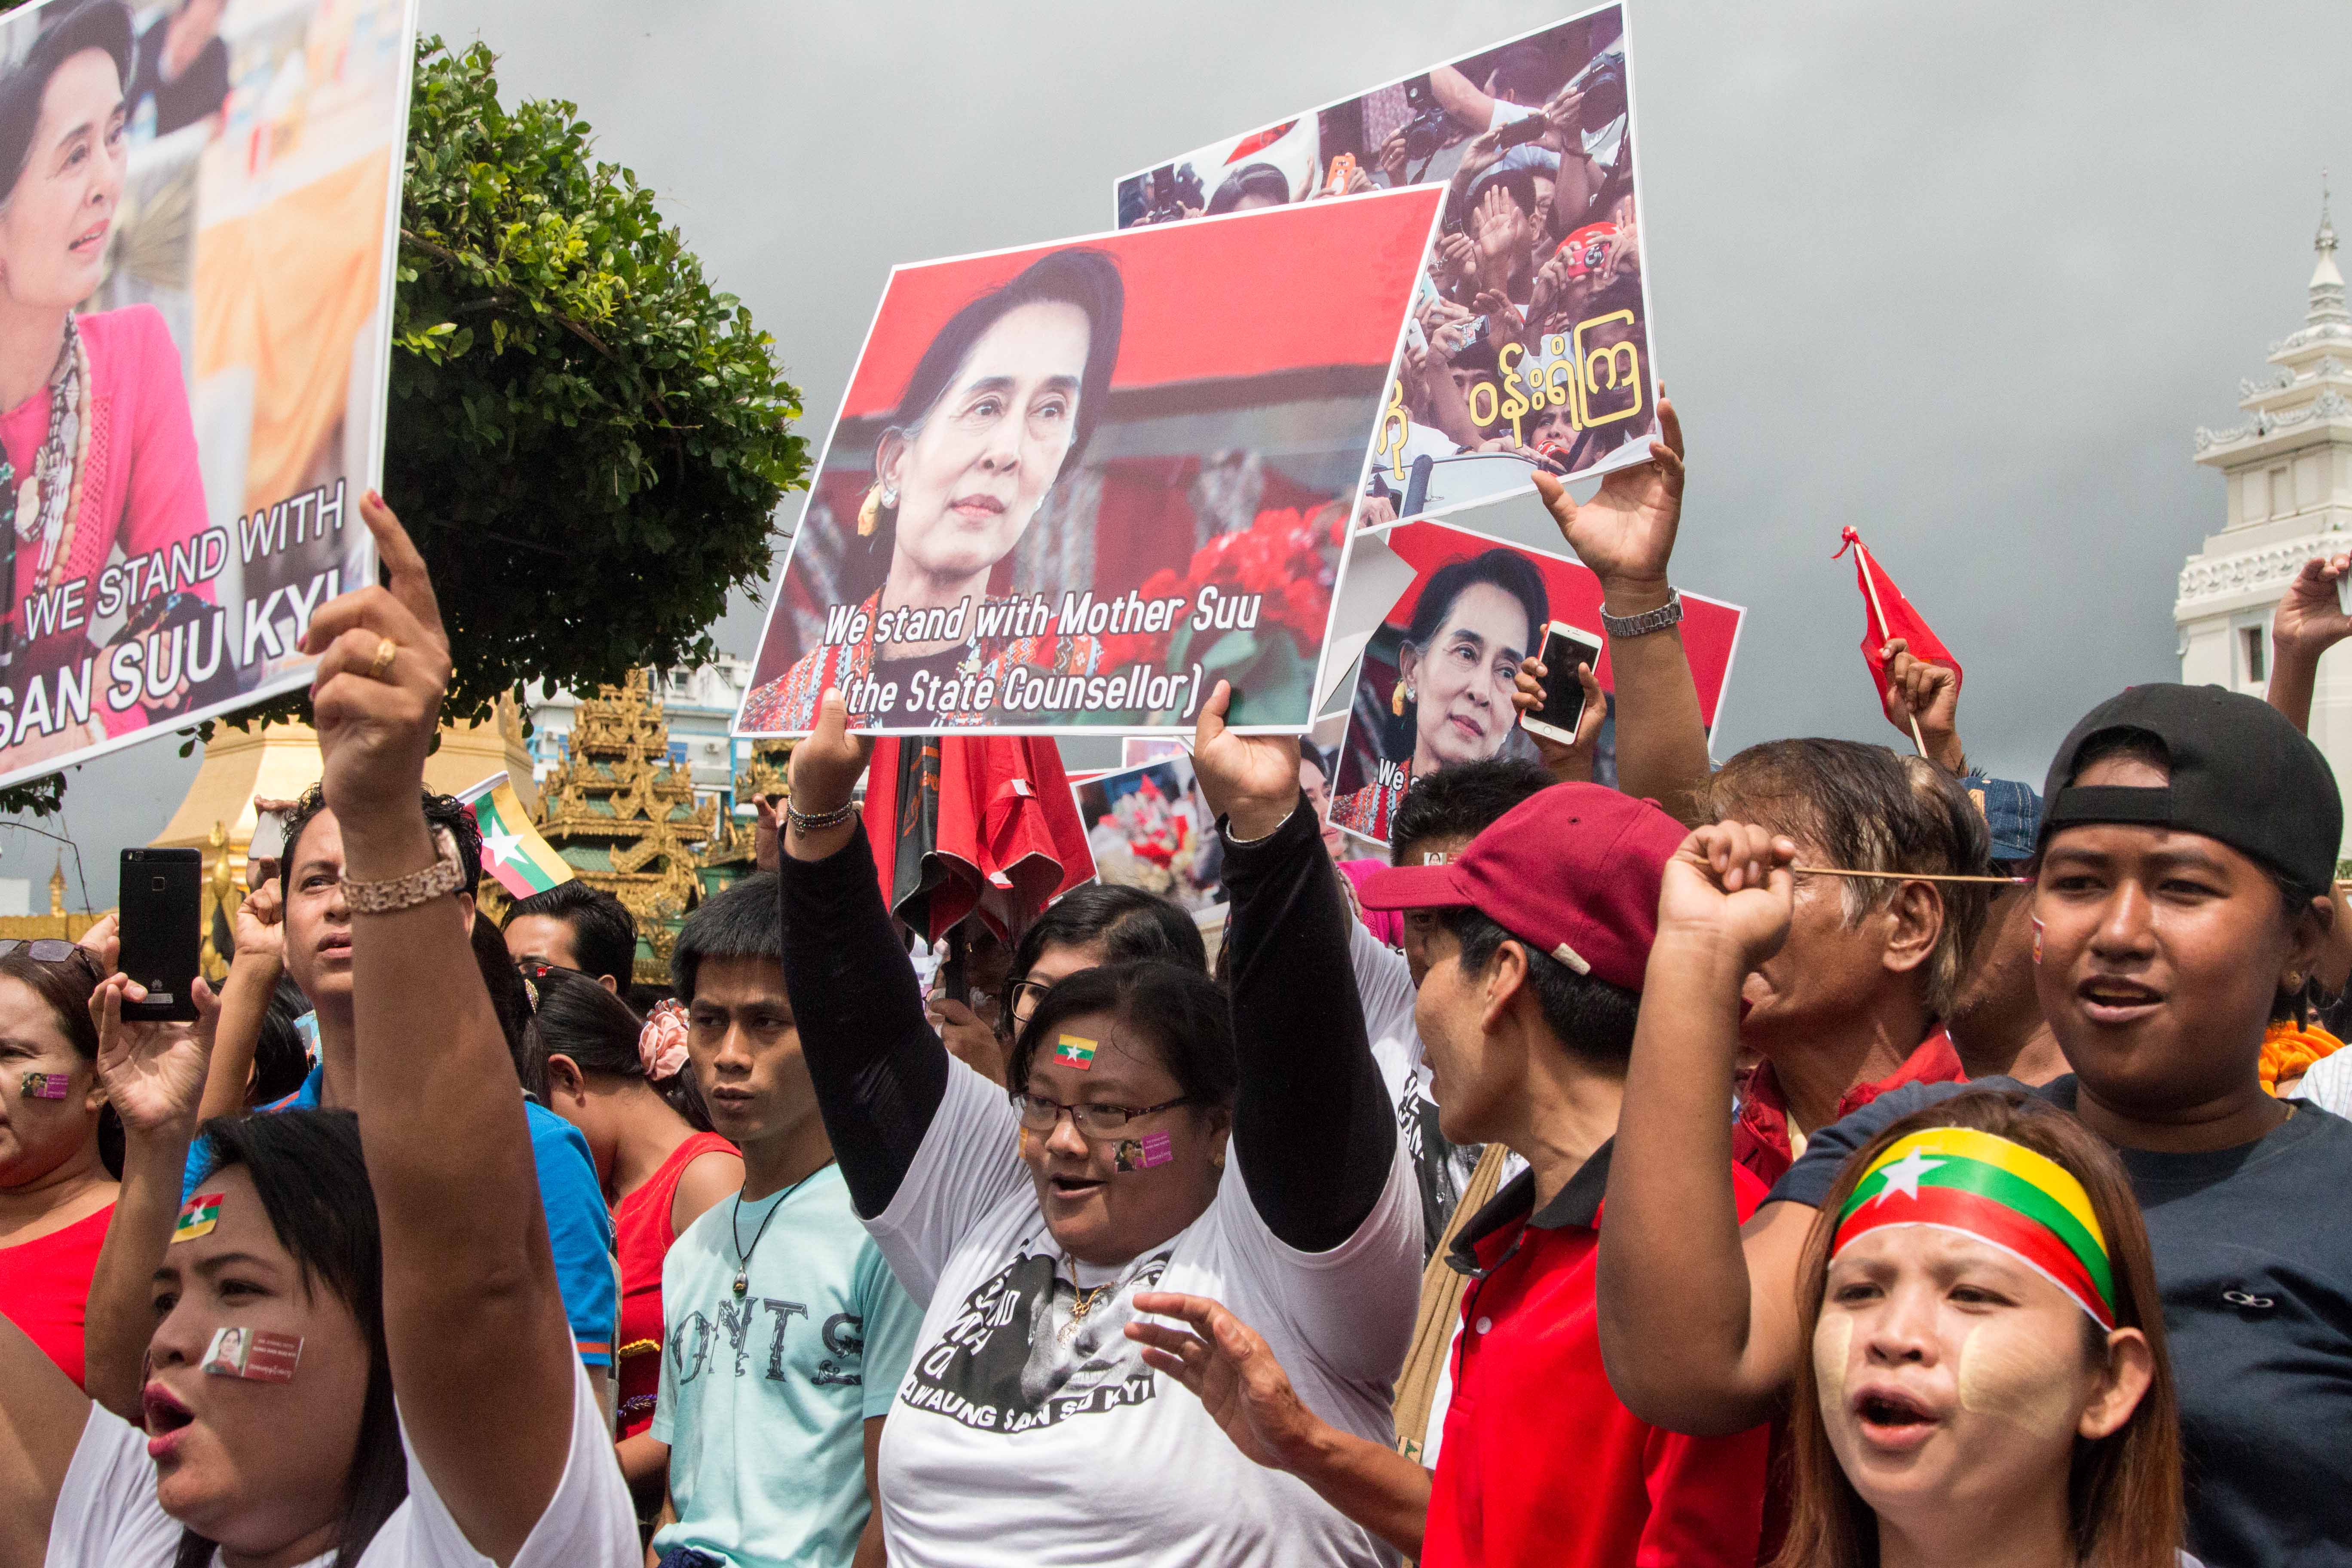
[1010,1092,1191,1137]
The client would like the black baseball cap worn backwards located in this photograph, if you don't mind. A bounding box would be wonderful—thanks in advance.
[2039,683,2343,901]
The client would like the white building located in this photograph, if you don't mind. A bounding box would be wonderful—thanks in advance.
[2177,196,2352,850]
[523,658,757,815]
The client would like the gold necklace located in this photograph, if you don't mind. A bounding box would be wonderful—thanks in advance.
[1058,1256,1117,1343]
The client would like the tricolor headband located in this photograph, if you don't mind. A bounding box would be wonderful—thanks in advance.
[1833,1127,2116,1330]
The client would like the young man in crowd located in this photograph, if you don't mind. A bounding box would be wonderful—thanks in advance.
[506,879,640,995]
[1130,784,1773,1568]
[79,786,621,1425]
[644,873,920,1568]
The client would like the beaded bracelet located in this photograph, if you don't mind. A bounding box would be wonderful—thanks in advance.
[785,800,857,833]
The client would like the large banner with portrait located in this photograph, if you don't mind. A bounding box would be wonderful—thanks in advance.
[1115,5,1656,524]
[735,186,1445,738]
[1326,520,1743,843]
[0,0,413,790]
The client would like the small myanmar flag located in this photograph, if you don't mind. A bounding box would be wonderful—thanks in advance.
[457,772,575,899]
[1052,1035,1098,1071]
[174,1192,223,1243]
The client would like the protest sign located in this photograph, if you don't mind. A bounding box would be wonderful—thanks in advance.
[1326,520,1743,842]
[0,0,416,791]
[735,185,1445,739]
[1116,4,1658,523]
[1070,753,1221,916]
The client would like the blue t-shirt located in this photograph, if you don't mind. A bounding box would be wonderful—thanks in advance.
[183,1063,619,1366]
[1770,1076,2352,1568]
[652,1162,921,1568]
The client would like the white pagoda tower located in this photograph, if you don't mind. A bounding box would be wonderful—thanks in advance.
[2177,190,2352,847]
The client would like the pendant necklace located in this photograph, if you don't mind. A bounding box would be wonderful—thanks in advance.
[731,1160,833,1298]
[1058,1253,1121,1344]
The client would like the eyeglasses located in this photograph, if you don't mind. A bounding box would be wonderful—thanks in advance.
[1007,977,1055,1024]
[1010,1091,1191,1137]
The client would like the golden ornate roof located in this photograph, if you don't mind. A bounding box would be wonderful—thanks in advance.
[534,669,716,984]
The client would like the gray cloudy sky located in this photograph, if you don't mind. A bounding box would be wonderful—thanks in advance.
[21,0,2352,893]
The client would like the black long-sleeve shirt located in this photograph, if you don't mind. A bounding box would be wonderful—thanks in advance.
[776,793,1397,1253]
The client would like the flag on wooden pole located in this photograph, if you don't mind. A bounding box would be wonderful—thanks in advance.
[1833,528,1962,756]
[457,772,575,899]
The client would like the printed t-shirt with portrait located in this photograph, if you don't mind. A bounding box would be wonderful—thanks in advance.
[43,1353,638,1567]
[870,1059,1421,1568]
[1771,1076,2352,1568]
[651,1162,921,1568]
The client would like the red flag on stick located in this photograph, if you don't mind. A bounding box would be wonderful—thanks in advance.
[1832,528,1961,753]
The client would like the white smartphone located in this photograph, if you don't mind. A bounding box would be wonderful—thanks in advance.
[1522,621,1605,746]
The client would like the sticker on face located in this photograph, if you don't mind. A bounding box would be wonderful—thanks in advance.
[1113,1130,1174,1173]
[173,1192,224,1243]
[1051,1035,1099,1071]
[200,1326,302,1383]
[19,1070,67,1099]
[2031,916,2044,965]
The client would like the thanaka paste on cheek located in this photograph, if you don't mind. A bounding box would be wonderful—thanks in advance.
[1813,1309,1853,1425]
[1954,1317,2077,1437]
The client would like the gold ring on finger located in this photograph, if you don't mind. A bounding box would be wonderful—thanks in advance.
[366,636,398,681]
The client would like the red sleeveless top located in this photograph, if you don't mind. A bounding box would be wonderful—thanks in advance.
[0,1200,113,1388]
[613,1131,737,1437]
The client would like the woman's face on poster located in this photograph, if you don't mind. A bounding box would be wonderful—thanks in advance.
[880,300,1092,588]
[0,49,126,312]
[1401,581,1531,771]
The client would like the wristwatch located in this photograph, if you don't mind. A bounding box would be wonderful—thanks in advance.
[340,826,468,915]
[1599,588,1683,640]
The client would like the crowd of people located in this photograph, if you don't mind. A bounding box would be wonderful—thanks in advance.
[2,395,2351,1568]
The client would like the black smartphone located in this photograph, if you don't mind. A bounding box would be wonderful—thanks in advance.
[119,848,203,1022]
[1522,622,1605,746]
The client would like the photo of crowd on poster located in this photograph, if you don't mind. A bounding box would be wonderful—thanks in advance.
[1327,520,1744,843]
[1070,753,1221,915]
[736,186,1443,738]
[1115,5,1656,522]
[0,0,412,790]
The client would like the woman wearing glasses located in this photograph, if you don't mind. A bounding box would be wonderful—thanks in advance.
[0,940,133,1387]
[777,683,1421,1567]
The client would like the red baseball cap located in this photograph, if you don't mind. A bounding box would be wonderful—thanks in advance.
[1357,784,1687,993]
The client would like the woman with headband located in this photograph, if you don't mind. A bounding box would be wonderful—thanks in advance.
[1781,1092,2180,1568]
[0,0,209,771]
[1599,683,2352,1567]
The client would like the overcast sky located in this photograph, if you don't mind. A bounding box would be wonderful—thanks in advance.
[22,0,2352,894]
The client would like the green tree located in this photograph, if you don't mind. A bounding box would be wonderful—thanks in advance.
[0,32,806,816]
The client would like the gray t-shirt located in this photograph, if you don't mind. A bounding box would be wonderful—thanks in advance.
[1770,1077,2352,1568]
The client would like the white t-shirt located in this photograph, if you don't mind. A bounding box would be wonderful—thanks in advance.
[870,1059,1421,1567]
[44,1355,636,1568]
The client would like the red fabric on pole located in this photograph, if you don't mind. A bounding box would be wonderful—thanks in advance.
[1834,528,1962,702]
[861,736,1096,942]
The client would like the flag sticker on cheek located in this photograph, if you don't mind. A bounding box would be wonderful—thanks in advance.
[2031,917,2043,965]
[19,1071,67,1099]
[1052,1035,1099,1071]
[1115,1131,1175,1172]
[201,1326,302,1383]
[173,1193,224,1243]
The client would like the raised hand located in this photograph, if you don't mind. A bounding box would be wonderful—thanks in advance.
[1127,1292,1320,1471]
[75,911,118,975]
[297,493,452,829]
[1513,656,1606,782]
[1191,680,1304,842]
[784,689,875,861]
[753,795,781,872]
[2272,554,2352,660]
[1531,395,1683,598]
[230,878,285,964]
[1473,185,1531,292]
[1878,637,1964,771]
[90,971,218,1139]
[1656,822,1797,974]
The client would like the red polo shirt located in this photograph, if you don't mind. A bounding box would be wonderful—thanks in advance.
[1421,1139,1773,1568]
[1732,1027,1964,1185]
